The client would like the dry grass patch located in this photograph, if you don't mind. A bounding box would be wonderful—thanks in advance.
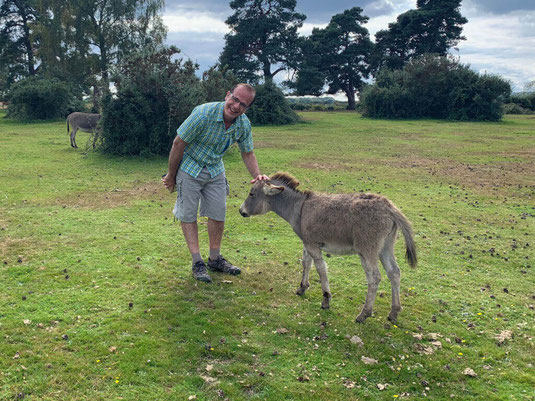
[295,161,349,172]
[387,157,535,196]
[55,181,166,210]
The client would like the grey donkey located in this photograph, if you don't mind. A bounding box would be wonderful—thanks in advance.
[66,112,101,148]
[239,172,417,323]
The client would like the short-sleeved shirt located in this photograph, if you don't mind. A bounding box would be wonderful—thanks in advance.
[177,102,254,178]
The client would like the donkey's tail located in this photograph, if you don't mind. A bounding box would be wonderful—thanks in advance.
[391,207,417,268]
[67,116,69,133]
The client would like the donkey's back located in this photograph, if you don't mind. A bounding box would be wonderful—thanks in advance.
[301,192,403,254]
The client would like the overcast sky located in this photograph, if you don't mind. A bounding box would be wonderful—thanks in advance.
[162,0,535,92]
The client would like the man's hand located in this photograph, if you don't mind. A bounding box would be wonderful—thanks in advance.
[162,173,176,193]
[250,174,269,184]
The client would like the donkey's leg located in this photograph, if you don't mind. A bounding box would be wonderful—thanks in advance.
[356,253,381,323]
[70,128,79,148]
[305,245,331,309]
[380,231,402,322]
[296,247,313,296]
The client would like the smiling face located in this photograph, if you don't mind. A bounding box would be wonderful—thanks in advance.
[223,84,255,124]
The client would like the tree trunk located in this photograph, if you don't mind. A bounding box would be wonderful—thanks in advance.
[345,87,356,110]
[263,61,272,83]
[99,35,110,94]
[92,84,101,113]
[21,13,35,75]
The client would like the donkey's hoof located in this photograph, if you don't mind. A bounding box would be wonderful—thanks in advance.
[296,285,308,296]
[321,302,330,310]
[387,314,398,323]
[356,311,372,323]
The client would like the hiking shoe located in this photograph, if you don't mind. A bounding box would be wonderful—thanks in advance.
[192,261,212,283]
[207,256,241,275]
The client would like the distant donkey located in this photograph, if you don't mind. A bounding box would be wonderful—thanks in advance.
[66,112,101,148]
[239,172,417,323]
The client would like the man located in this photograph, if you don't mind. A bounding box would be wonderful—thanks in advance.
[162,83,268,283]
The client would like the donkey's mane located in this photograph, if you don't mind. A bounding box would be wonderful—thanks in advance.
[269,172,300,189]
[269,172,313,197]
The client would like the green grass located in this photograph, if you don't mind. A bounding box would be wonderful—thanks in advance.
[1,110,534,400]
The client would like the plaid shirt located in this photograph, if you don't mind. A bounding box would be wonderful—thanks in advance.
[177,102,254,178]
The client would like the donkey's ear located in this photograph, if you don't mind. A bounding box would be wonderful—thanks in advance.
[262,184,284,196]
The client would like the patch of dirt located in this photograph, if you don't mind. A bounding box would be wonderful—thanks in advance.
[0,237,44,260]
[253,140,278,149]
[389,156,535,196]
[56,181,168,210]
[295,161,349,172]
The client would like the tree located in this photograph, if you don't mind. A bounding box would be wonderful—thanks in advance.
[7,76,84,120]
[68,0,165,94]
[219,0,306,83]
[200,65,239,102]
[246,81,299,125]
[294,7,373,110]
[0,0,39,95]
[285,36,325,96]
[360,55,511,121]
[101,46,204,155]
[375,0,467,71]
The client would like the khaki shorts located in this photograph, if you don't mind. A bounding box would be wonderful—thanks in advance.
[173,168,229,223]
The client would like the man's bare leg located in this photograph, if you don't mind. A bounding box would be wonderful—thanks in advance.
[181,221,200,254]
[181,221,211,282]
[207,218,224,253]
[207,218,240,275]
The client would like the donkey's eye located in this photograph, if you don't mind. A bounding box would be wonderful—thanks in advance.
[249,192,255,197]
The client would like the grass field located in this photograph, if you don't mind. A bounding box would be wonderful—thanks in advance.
[1,110,534,400]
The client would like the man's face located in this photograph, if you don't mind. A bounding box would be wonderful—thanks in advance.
[223,86,254,122]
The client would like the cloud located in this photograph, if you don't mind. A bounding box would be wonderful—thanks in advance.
[365,0,396,17]
[163,10,228,34]
[298,22,327,36]
[456,10,535,89]
[464,0,535,14]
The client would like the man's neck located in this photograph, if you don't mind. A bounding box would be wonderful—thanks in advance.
[224,116,234,130]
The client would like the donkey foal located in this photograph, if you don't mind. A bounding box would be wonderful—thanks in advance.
[239,172,417,323]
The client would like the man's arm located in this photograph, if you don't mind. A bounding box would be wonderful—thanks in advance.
[162,137,188,192]
[241,151,269,183]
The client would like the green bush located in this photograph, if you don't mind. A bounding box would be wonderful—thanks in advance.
[7,76,83,120]
[246,82,300,125]
[361,55,511,121]
[509,93,535,111]
[100,46,204,156]
[201,65,239,103]
[504,103,533,115]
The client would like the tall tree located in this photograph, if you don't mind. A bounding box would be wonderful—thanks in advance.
[219,0,306,83]
[285,36,325,96]
[375,0,467,70]
[68,0,166,91]
[294,7,373,110]
[0,0,39,82]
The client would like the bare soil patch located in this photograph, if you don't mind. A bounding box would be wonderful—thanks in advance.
[56,181,167,210]
[390,156,535,196]
[295,161,349,172]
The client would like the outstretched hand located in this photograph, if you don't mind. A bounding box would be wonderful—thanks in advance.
[250,174,269,184]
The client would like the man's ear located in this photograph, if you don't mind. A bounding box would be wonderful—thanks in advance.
[262,183,284,196]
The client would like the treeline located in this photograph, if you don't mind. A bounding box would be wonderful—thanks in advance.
[0,1,518,154]
[1,0,167,105]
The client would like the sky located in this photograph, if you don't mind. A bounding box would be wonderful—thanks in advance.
[162,0,535,93]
